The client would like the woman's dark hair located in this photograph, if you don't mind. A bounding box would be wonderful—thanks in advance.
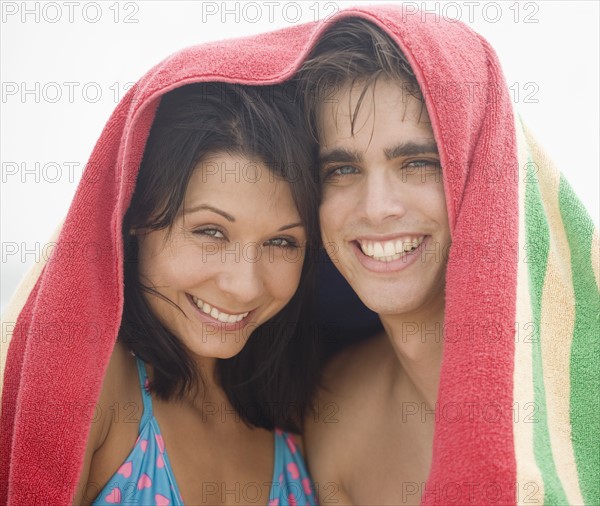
[120,82,320,433]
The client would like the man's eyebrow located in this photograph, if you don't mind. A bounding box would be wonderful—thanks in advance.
[318,142,438,167]
[318,148,362,167]
[384,141,439,160]
[183,204,235,222]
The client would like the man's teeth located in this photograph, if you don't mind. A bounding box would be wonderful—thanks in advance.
[359,236,425,262]
[191,296,249,323]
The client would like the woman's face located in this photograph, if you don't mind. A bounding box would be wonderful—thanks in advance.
[136,152,306,359]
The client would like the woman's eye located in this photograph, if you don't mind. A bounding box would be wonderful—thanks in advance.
[195,228,225,239]
[266,237,297,248]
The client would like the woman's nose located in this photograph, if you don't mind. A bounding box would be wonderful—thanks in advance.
[216,249,264,306]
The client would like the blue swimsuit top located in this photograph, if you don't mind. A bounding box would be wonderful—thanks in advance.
[93,357,316,506]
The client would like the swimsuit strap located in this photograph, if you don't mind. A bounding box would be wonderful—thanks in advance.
[134,356,154,427]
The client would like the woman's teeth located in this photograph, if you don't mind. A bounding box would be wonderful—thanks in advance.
[358,236,425,262]
[191,296,249,323]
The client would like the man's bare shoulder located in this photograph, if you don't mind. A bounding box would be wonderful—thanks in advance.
[323,331,393,400]
[308,331,393,441]
[304,332,394,501]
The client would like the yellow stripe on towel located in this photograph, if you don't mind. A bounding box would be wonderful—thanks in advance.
[526,127,585,506]
[513,118,544,505]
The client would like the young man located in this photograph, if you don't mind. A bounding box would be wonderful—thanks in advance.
[298,11,598,506]
[2,6,597,506]
[300,19,448,506]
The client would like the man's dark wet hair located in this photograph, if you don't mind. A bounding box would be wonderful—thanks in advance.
[120,82,320,433]
[297,17,428,360]
[298,17,423,140]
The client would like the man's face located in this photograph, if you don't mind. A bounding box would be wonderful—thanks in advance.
[318,79,451,318]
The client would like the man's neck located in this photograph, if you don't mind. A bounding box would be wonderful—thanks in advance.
[380,298,445,410]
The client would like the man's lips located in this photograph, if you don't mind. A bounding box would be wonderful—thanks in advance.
[350,235,431,273]
[355,234,426,261]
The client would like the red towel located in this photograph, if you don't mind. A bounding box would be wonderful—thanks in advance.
[2,5,598,506]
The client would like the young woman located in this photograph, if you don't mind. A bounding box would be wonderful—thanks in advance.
[73,81,320,505]
[70,83,317,505]
[0,63,320,504]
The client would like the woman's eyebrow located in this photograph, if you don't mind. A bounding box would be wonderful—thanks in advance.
[184,205,302,232]
[278,222,303,232]
[183,204,235,222]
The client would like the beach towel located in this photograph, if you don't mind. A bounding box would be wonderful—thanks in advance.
[1,4,598,505]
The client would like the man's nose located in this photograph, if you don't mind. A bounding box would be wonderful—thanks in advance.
[358,170,407,224]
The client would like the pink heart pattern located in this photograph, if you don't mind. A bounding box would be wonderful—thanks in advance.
[155,434,165,454]
[155,493,170,505]
[100,426,316,504]
[105,487,121,504]
[287,462,300,480]
[137,473,152,490]
[286,436,297,454]
[302,478,312,495]
[117,461,132,479]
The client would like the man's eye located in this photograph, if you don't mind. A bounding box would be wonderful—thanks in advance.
[323,165,359,179]
[399,160,442,183]
[336,165,359,175]
[404,159,441,170]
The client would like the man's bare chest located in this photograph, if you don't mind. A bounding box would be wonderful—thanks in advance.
[345,413,434,505]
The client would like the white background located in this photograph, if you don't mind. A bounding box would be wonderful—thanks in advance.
[1,0,599,311]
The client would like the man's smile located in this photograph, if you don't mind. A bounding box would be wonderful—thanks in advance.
[355,235,426,262]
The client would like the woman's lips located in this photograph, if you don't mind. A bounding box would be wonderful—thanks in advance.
[186,294,254,331]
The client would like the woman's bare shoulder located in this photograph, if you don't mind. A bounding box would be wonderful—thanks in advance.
[72,341,138,505]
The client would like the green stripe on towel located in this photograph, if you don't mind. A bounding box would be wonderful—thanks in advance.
[525,159,568,505]
[559,176,600,506]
